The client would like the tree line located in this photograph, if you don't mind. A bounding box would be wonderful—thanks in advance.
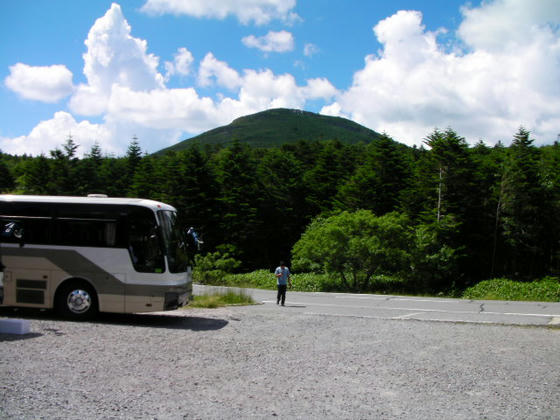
[1,127,559,291]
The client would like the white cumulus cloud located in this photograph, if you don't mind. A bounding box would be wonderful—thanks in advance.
[458,0,560,52]
[9,0,558,157]
[302,78,338,100]
[4,63,73,103]
[322,2,560,146]
[2,2,331,156]
[242,30,294,53]
[140,0,299,25]
[165,47,195,79]
[0,111,112,156]
[198,53,243,90]
[303,43,319,57]
[69,3,165,116]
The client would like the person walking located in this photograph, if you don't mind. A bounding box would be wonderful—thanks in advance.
[275,261,291,306]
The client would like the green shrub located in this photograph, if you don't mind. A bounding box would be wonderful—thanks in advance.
[462,277,560,302]
[193,244,241,284]
[292,210,410,292]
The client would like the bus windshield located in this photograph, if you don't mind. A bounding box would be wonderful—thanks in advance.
[158,210,190,273]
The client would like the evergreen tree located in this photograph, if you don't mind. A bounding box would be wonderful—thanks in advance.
[424,129,477,224]
[19,155,51,194]
[75,143,105,195]
[98,158,129,197]
[213,140,261,266]
[337,134,410,215]
[0,153,15,193]
[86,142,103,165]
[126,136,143,180]
[540,142,560,274]
[257,147,308,265]
[161,146,220,249]
[303,140,354,215]
[129,156,163,199]
[63,134,79,159]
[404,129,478,284]
[47,136,80,195]
[500,128,549,277]
[471,140,507,277]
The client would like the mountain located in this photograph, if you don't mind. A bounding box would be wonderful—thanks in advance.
[156,108,383,153]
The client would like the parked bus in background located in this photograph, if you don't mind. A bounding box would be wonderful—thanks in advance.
[0,195,199,319]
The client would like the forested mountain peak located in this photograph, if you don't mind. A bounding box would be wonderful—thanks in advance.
[156,108,384,154]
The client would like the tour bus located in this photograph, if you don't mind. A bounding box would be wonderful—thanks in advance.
[0,194,198,319]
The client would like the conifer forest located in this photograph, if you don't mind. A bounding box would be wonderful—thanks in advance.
[1,127,559,293]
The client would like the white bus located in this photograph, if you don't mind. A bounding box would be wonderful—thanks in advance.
[0,195,197,319]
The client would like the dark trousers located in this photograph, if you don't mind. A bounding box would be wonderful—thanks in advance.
[277,284,287,305]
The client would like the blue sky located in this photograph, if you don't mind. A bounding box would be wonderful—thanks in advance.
[1,0,559,156]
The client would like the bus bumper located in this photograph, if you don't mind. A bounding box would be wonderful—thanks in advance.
[164,290,190,310]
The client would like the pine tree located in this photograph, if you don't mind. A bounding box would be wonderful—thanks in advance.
[75,143,105,195]
[161,146,220,249]
[337,134,410,215]
[0,159,14,193]
[126,136,143,180]
[404,129,479,284]
[257,147,307,264]
[129,156,162,199]
[47,136,80,195]
[20,154,51,194]
[303,140,354,215]
[63,134,79,159]
[500,127,549,277]
[213,140,261,265]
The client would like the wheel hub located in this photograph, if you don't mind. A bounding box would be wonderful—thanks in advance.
[67,289,92,314]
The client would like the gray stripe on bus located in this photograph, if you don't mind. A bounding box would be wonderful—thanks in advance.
[1,247,190,296]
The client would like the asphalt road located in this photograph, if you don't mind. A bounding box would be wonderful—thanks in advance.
[195,284,560,327]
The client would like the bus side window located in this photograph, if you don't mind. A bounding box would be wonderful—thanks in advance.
[128,209,165,273]
[57,219,117,247]
[0,202,52,245]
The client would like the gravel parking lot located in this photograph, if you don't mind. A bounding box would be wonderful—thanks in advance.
[1,303,559,419]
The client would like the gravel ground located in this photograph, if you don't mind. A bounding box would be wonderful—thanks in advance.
[1,304,559,419]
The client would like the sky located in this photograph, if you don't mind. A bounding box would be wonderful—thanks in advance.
[1,0,560,157]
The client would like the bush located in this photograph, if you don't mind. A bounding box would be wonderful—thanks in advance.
[462,277,560,302]
[292,210,410,292]
[193,244,241,284]
[407,218,461,293]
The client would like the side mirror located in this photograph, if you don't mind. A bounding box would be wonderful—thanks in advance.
[2,222,24,240]
[186,227,203,251]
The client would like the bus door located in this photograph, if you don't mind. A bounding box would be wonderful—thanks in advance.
[125,208,166,312]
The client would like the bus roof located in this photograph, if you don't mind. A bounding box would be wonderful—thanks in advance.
[0,195,176,212]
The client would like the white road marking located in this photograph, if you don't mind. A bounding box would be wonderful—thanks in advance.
[392,312,424,320]
[303,311,500,325]
[335,295,458,303]
[262,300,560,319]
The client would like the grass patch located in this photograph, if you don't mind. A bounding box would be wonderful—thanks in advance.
[462,277,560,302]
[221,270,333,292]
[189,290,255,308]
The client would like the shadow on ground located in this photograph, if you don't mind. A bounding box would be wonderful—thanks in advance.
[0,307,228,332]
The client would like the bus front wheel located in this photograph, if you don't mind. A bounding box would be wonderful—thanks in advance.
[56,281,99,319]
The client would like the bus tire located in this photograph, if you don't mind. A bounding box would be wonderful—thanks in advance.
[55,281,99,319]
